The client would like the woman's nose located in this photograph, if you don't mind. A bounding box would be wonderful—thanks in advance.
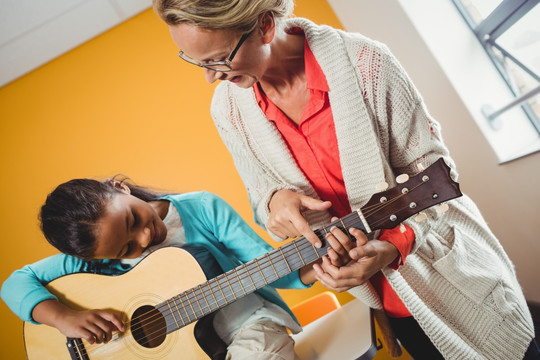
[204,68,221,84]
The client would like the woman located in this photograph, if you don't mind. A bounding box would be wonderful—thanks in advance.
[153,0,538,359]
[1,177,317,359]
[151,1,539,359]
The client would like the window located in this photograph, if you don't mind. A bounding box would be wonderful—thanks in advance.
[451,0,540,135]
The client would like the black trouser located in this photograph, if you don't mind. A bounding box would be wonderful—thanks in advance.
[388,316,444,360]
[389,316,540,360]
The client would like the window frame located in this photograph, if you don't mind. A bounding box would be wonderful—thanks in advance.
[451,0,540,134]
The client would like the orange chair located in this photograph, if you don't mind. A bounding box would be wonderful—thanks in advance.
[291,291,341,327]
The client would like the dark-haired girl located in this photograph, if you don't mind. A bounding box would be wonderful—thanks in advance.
[1,177,320,359]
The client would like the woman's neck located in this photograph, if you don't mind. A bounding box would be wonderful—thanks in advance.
[258,29,306,96]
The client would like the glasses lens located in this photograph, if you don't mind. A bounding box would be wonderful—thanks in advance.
[178,51,200,65]
[204,64,232,72]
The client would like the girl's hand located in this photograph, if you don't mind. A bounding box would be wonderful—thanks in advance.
[267,189,332,247]
[313,229,399,292]
[324,217,363,266]
[32,299,125,344]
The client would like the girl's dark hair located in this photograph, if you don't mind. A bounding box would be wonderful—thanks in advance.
[39,176,164,259]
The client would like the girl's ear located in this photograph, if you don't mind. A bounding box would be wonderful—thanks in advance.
[108,179,131,194]
[258,11,275,44]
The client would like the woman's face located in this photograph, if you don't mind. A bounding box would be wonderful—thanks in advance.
[92,193,168,259]
[169,23,270,88]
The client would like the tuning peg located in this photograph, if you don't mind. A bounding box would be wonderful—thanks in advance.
[417,163,426,172]
[396,174,409,184]
[375,182,389,192]
[399,224,406,233]
[414,212,427,223]
[436,204,449,214]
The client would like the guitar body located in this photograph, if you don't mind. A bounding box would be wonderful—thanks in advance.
[23,247,210,360]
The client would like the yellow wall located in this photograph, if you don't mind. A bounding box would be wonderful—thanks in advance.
[0,1,366,359]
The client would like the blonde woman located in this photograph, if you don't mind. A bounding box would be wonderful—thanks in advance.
[152,1,538,359]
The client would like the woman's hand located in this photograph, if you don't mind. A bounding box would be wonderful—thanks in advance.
[32,299,125,344]
[267,189,332,247]
[313,228,399,292]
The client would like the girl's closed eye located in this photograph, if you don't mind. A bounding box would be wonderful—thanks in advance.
[123,243,133,257]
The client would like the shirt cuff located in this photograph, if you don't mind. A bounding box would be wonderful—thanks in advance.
[379,224,415,270]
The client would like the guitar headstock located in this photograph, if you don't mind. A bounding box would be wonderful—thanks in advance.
[361,158,462,231]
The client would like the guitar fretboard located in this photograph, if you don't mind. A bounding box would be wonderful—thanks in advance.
[158,211,364,333]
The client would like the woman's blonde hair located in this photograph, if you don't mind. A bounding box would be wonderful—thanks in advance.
[152,0,294,33]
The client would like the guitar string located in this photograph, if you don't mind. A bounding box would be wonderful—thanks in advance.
[79,180,431,356]
[83,181,427,356]
[80,186,428,358]
[124,180,420,332]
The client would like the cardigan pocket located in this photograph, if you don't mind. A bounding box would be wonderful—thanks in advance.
[432,227,501,305]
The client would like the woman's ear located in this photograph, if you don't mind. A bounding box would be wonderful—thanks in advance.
[259,11,275,44]
[108,179,131,194]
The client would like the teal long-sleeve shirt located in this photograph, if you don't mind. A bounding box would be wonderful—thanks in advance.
[1,191,310,324]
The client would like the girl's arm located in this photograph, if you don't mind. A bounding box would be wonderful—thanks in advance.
[1,254,124,343]
[31,299,124,344]
[299,261,320,285]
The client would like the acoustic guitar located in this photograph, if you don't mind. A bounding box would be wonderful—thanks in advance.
[23,158,462,359]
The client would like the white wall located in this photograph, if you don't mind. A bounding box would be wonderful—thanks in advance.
[328,0,540,303]
[0,0,151,87]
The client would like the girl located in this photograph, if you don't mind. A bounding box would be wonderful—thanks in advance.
[1,177,319,359]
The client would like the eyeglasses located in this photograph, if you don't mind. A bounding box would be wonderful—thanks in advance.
[178,32,251,72]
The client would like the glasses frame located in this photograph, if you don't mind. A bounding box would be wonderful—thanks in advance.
[178,32,251,72]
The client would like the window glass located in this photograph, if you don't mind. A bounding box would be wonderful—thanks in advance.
[496,5,540,77]
[460,0,503,24]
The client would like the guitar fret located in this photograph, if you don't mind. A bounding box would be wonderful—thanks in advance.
[311,242,320,259]
[244,262,265,289]
[166,300,180,329]
[340,218,354,242]
[208,283,219,311]
[198,284,210,314]
[279,247,291,272]
[243,264,256,291]
[185,293,196,322]
[237,265,255,293]
[173,296,186,326]
[255,261,268,285]
[233,269,247,296]
[293,241,306,266]
[267,253,278,280]
[222,275,237,301]
[192,288,204,317]
[175,295,185,324]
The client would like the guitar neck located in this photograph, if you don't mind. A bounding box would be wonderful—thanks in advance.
[158,158,462,334]
[159,212,365,334]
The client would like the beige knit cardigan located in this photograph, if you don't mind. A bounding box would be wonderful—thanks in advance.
[210,17,534,360]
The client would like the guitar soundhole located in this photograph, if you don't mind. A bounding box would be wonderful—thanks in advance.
[131,305,167,348]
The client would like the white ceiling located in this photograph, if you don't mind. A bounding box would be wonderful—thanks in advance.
[0,0,151,87]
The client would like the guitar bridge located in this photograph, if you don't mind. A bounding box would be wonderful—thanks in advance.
[66,337,89,360]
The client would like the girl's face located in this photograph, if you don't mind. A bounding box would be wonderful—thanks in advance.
[92,193,169,259]
[168,22,272,88]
